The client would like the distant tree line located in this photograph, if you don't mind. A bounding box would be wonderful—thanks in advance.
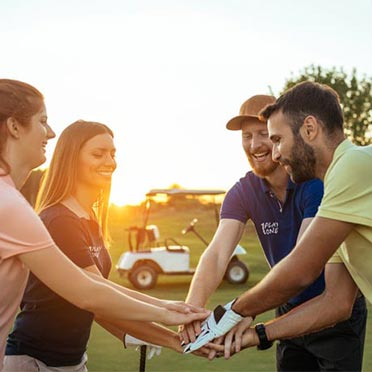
[281,65,372,145]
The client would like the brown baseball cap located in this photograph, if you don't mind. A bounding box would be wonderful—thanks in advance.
[226,94,276,130]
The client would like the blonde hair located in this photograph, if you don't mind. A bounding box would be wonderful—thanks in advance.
[36,120,114,242]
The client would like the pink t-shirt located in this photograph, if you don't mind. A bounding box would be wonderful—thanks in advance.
[0,174,54,367]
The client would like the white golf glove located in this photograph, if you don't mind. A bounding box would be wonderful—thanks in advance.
[183,299,243,354]
[124,334,162,360]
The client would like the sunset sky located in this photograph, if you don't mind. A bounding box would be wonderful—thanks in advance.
[2,0,372,205]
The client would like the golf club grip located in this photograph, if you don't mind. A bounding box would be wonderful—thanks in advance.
[139,345,147,372]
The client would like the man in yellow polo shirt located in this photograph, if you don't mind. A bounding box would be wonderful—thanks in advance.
[185,81,371,368]
[318,139,372,299]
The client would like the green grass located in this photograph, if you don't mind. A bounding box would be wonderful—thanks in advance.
[86,205,372,371]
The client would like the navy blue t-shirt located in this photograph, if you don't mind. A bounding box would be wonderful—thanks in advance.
[6,204,112,366]
[221,172,324,306]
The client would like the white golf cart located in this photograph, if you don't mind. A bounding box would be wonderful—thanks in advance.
[116,188,249,290]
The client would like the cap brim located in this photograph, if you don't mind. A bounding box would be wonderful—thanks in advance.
[226,115,261,130]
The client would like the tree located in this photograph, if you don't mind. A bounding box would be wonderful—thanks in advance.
[282,65,372,145]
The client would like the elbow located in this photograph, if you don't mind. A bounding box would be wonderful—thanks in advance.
[288,269,320,294]
[323,292,355,323]
[73,295,97,313]
[335,300,354,323]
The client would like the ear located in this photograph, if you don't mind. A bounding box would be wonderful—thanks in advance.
[301,115,319,141]
[6,117,21,139]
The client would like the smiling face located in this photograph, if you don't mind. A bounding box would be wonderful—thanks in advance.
[20,103,56,170]
[241,119,279,178]
[76,133,117,192]
[268,110,316,183]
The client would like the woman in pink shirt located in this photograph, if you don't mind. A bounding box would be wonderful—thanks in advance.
[0,79,207,368]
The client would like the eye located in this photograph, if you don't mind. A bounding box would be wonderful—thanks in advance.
[92,153,103,158]
[242,133,252,139]
[271,136,280,144]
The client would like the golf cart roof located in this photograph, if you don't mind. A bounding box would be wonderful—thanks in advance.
[146,188,226,197]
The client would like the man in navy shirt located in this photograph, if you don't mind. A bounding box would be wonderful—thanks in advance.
[180,95,366,371]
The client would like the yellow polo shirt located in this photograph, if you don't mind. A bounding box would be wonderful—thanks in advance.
[317,139,372,303]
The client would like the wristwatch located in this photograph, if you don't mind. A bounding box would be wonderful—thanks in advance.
[254,323,273,350]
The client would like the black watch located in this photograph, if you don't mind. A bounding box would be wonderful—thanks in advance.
[255,323,273,350]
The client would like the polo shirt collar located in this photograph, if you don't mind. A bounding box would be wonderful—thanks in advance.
[259,175,294,195]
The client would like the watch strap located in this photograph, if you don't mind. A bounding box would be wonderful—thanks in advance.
[255,323,273,350]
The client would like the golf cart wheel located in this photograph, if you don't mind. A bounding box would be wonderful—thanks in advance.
[225,260,249,284]
[129,265,158,290]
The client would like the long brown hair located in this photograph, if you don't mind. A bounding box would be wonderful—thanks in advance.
[36,120,114,242]
[0,79,44,174]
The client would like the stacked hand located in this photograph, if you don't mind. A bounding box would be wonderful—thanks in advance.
[206,318,257,359]
[183,299,245,354]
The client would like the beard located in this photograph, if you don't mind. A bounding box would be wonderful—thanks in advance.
[282,134,316,183]
[247,154,279,178]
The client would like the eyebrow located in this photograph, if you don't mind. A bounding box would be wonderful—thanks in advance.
[92,146,116,151]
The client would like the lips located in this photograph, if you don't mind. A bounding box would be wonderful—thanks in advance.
[251,151,270,162]
[97,170,114,177]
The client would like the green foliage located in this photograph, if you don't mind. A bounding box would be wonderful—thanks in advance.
[283,65,372,145]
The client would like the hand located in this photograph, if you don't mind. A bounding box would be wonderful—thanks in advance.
[206,327,258,359]
[223,317,254,359]
[163,308,209,327]
[183,299,244,354]
[161,300,206,315]
[178,320,202,345]
[206,336,225,360]
[124,334,162,360]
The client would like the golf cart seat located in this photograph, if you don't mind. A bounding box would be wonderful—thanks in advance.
[163,238,187,253]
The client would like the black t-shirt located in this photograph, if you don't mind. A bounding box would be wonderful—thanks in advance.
[6,204,112,366]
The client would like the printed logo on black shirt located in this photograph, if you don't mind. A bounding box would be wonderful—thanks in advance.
[88,245,102,258]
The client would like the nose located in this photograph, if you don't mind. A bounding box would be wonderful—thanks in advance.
[106,154,117,169]
[271,143,281,162]
[46,123,56,139]
[250,134,263,151]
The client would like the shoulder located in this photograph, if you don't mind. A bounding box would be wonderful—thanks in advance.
[327,144,372,185]
[341,145,372,169]
[296,178,323,194]
[0,177,38,219]
[231,171,260,191]
[40,204,79,224]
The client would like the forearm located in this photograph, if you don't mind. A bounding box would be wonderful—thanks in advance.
[95,318,182,352]
[86,271,165,307]
[186,250,227,307]
[232,217,354,317]
[265,262,359,341]
[186,219,245,307]
[233,255,314,317]
[20,247,168,323]
[266,292,357,341]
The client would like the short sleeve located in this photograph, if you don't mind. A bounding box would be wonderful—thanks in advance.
[43,214,95,268]
[0,191,54,260]
[327,247,344,264]
[220,183,250,223]
[301,179,324,219]
[318,149,372,227]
